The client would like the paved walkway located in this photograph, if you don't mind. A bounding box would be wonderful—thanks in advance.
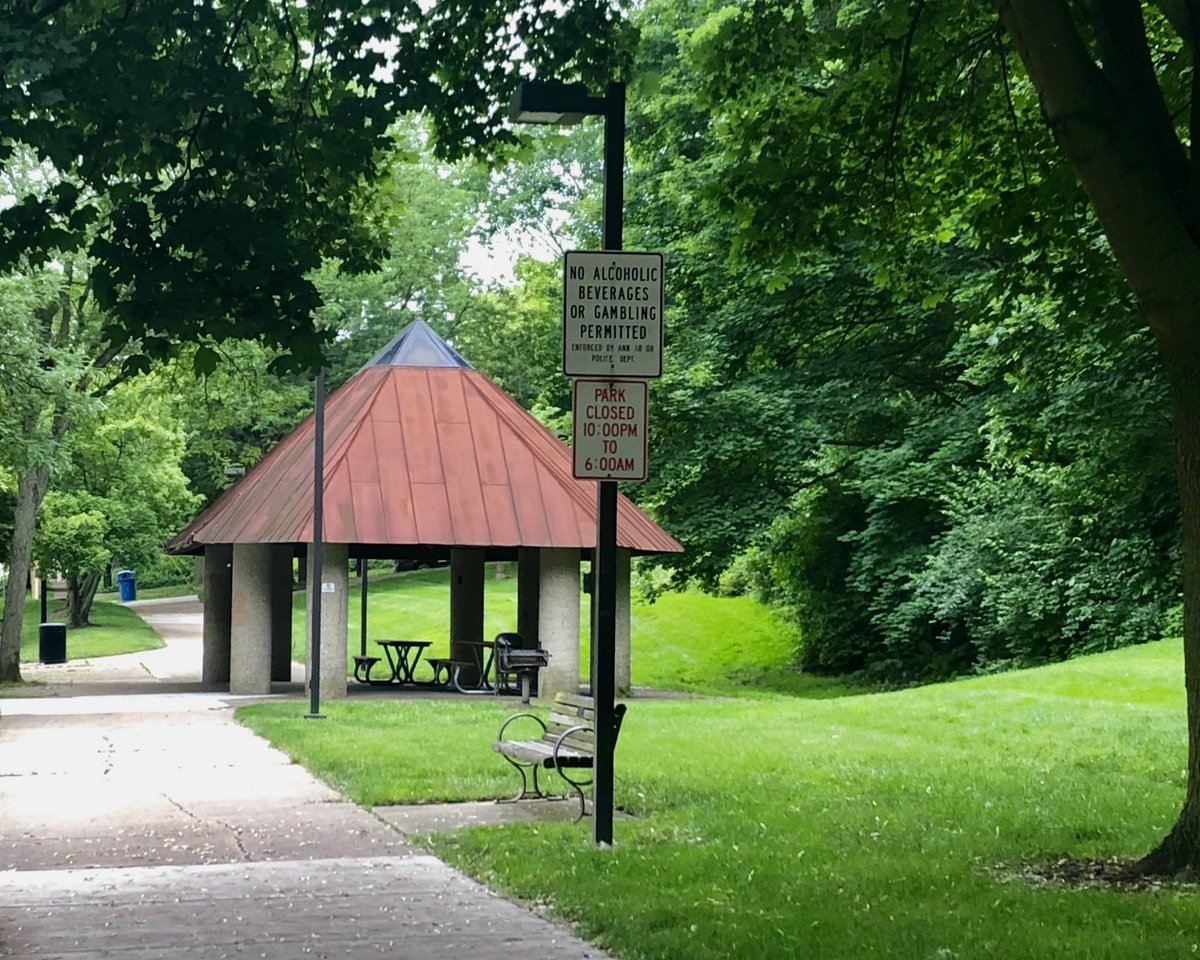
[0,598,612,959]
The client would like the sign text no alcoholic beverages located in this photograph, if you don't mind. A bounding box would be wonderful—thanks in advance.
[563,251,663,378]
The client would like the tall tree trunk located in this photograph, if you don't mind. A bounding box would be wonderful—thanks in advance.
[993,0,1200,874]
[0,466,50,682]
[1136,342,1200,876]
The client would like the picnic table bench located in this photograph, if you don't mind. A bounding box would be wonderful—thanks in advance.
[352,641,431,685]
[492,691,627,820]
[425,641,496,692]
[424,656,474,686]
[352,655,384,684]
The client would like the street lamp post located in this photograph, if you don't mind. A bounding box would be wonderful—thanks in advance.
[510,78,626,847]
[306,366,327,720]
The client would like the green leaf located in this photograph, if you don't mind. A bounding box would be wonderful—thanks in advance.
[192,345,220,377]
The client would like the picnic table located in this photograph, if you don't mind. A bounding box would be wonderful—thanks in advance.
[456,640,495,692]
[376,639,432,684]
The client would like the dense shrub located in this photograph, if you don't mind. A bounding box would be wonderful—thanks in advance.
[752,320,1179,685]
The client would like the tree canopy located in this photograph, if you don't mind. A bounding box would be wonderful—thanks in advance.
[0,0,634,683]
[0,0,633,372]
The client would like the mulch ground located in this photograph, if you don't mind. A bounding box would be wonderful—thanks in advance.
[995,857,1200,893]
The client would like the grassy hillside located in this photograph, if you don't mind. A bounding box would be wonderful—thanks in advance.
[240,638,1193,960]
[11,596,163,663]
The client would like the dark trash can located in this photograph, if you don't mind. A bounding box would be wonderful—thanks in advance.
[38,622,66,664]
[116,569,136,602]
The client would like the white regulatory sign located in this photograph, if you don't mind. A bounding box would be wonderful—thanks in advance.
[573,379,648,482]
[563,250,663,378]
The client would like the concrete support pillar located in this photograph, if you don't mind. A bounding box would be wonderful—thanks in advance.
[269,545,294,683]
[450,548,486,683]
[616,548,632,695]
[202,544,232,685]
[230,543,272,694]
[538,548,580,700]
[305,542,349,701]
[517,548,541,647]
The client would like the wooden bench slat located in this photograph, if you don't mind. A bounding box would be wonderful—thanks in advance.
[543,730,597,752]
[547,717,595,735]
[494,741,593,767]
[554,692,597,711]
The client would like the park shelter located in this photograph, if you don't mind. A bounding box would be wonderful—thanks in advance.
[164,320,682,699]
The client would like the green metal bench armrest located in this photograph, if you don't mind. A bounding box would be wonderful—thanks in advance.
[551,723,593,767]
[497,711,546,742]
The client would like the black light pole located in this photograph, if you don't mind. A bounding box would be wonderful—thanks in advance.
[359,557,368,658]
[306,367,327,720]
[510,79,625,846]
[592,80,625,848]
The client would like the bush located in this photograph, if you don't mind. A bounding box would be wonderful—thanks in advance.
[758,356,1178,686]
[128,553,196,590]
[716,548,775,601]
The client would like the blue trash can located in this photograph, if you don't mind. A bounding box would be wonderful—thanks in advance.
[116,569,137,602]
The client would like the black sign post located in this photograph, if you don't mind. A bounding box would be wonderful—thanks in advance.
[306,367,326,720]
[592,80,625,848]
[510,79,628,846]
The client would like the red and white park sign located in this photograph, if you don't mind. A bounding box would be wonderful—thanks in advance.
[572,379,648,482]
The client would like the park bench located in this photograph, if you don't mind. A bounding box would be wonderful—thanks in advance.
[492,691,626,821]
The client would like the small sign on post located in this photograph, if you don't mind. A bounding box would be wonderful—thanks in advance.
[573,379,648,481]
[563,251,663,378]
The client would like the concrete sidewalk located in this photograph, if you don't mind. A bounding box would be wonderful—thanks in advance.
[0,599,612,959]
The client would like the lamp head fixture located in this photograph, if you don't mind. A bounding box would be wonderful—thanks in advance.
[509,80,607,125]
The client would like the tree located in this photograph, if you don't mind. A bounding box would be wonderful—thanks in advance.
[675,0,1200,876]
[450,256,573,417]
[34,376,199,627]
[990,0,1200,878]
[0,260,106,680]
[164,341,314,510]
[311,122,482,386]
[0,1,632,373]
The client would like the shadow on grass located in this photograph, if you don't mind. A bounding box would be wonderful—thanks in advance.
[728,663,868,699]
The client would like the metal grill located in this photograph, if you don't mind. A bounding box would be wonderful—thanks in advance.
[494,634,549,703]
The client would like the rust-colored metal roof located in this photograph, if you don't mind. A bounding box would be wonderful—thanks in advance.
[165,322,682,556]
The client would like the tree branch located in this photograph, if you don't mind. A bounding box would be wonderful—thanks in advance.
[998,43,1031,187]
[883,0,927,192]
[1092,0,1190,202]
[993,0,1200,340]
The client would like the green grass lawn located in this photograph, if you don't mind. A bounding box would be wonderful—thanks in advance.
[94,583,199,602]
[238,638,1197,960]
[12,596,163,662]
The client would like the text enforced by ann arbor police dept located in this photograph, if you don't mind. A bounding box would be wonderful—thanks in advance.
[563,250,664,378]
